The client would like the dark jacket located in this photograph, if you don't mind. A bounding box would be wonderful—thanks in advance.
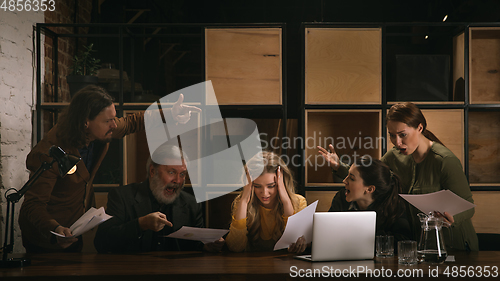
[94,180,204,253]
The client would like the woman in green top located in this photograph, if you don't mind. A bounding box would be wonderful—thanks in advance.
[318,102,478,251]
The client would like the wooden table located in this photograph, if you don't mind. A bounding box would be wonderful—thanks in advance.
[1,251,499,280]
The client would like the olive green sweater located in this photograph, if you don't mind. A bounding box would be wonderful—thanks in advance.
[334,143,478,251]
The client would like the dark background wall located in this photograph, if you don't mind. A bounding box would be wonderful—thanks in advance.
[44,0,500,118]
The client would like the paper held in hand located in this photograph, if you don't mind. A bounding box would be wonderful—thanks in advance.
[164,226,228,244]
[399,190,476,216]
[50,207,112,238]
[273,200,318,251]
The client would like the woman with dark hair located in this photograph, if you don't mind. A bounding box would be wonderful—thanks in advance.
[329,158,412,243]
[319,102,478,251]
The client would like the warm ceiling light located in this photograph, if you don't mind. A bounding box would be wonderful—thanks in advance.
[443,15,448,22]
[425,35,429,39]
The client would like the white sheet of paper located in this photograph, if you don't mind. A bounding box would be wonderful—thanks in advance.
[273,200,318,251]
[51,207,112,238]
[165,226,228,244]
[399,190,476,216]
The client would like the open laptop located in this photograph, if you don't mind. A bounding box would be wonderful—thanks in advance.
[296,211,376,262]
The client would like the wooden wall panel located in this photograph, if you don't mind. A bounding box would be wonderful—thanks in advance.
[423,110,464,167]
[124,123,148,185]
[205,28,282,105]
[469,28,500,104]
[453,32,465,101]
[468,112,500,183]
[306,191,338,212]
[471,191,500,234]
[95,192,108,209]
[305,110,382,186]
[305,28,381,104]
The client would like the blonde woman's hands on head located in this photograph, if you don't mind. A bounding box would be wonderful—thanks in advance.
[288,236,308,254]
[138,212,173,232]
[54,225,79,249]
[276,166,294,217]
[276,166,288,199]
[317,144,340,171]
[240,170,253,205]
[171,93,202,124]
[234,170,253,220]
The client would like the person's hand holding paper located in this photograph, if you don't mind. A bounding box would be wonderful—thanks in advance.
[399,190,476,219]
[51,207,112,239]
[273,200,318,251]
[165,226,228,244]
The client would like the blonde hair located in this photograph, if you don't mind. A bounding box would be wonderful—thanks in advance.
[232,151,300,243]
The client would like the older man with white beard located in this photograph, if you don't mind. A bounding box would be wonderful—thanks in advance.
[94,145,224,253]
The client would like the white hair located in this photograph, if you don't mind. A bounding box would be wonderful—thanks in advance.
[146,144,189,178]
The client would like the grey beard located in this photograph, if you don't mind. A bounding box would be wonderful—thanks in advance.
[150,173,183,204]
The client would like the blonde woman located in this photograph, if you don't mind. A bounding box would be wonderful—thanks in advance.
[226,151,308,252]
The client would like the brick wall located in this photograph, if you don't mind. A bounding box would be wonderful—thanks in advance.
[0,10,44,253]
[43,0,93,106]
[0,0,92,254]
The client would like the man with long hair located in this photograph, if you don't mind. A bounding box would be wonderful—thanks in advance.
[19,85,199,252]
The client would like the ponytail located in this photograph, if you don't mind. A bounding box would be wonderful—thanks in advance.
[377,172,405,229]
[422,129,444,146]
